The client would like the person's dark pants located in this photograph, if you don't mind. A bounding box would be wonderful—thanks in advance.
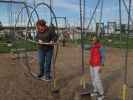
[38,48,53,78]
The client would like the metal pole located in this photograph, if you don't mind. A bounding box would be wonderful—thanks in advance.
[0,0,25,4]
[9,0,14,41]
[125,0,131,87]
[122,0,133,24]
[122,0,132,100]
[50,0,53,24]
[80,0,86,89]
[119,0,122,43]
[80,0,84,75]
[64,17,67,29]
[100,0,103,24]
[82,0,85,71]
[99,0,104,37]
[33,0,36,7]
[87,0,101,29]
[52,17,67,29]
[83,0,85,31]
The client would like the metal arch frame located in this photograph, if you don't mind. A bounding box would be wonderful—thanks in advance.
[0,0,25,4]
[0,1,29,42]
[122,0,133,25]
[26,2,58,36]
[15,5,39,27]
[87,0,102,30]
[0,0,29,26]
[0,0,47,80]
[14,5,39,40]
[25,2,59,82]
[0,0,40,77]
[95,22,104,36]
[13,4,39,74]
[25,2,59,44]
[51,16,67,41]
[52,17,67,28]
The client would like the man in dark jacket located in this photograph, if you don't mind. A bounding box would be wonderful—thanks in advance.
[36,19,58,81]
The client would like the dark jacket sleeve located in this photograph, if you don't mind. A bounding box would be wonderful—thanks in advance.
[48,25,58,42]
[49,32,58,42]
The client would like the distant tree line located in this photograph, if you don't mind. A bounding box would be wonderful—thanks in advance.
[0,21,3,30]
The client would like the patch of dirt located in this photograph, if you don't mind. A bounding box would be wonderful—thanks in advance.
[0,46,133,100]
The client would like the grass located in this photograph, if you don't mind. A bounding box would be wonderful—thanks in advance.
[14,40,37,51]
[0,39,37,53]
[70,35,133,49]
[0,45,11,53]
[0,34,133,53]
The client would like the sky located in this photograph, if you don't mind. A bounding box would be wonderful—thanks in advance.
[0,0,132,27]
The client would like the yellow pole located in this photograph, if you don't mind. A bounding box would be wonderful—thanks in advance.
[53,79,56,89]
[122,84,128,100]
[80,76,86,89]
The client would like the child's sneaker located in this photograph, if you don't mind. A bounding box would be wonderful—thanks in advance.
[90,92,98,96]
[97,94,105,100]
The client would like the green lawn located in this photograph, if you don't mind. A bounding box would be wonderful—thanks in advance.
[71,35,133,49]
[0,39,37,53]
[0,35,133,53]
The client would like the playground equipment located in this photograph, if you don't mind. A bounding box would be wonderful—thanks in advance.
[79,0,133,99]
[0,0,133,99]
[0,1,31,55]
[0,0,60,93]
[119,0,132,99]
[25,2,59,93]
[52,17,68,46]
[79,0,105,97]
[0,0,62,95]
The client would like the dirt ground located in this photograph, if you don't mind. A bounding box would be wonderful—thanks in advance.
[0,45,133,100]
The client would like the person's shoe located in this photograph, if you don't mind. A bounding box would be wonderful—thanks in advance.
[97,94,105,100]
[90,92,98,96]
[45,76,52,81]
[37,74,43,78]
[40,76,46,80]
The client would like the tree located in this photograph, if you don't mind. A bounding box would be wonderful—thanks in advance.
[0,21,3,30]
